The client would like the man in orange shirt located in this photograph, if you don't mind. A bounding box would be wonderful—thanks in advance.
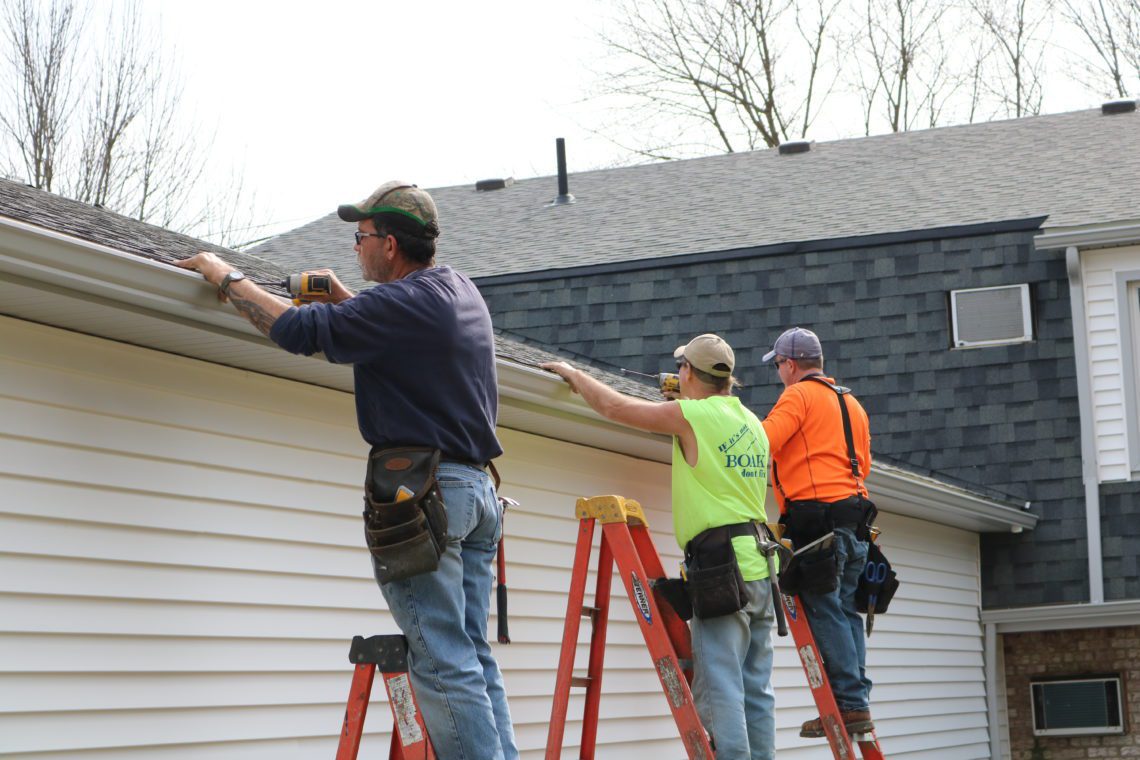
[761,327,876,738]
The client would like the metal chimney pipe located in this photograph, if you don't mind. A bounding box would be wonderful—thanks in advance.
[557,138,569,196]
[549,137,576,206]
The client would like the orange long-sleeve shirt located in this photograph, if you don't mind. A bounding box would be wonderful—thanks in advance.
[761,375,871,515]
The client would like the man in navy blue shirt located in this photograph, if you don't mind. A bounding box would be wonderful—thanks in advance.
[177,181,517,760]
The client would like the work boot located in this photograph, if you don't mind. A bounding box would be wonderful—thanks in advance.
[799,710,874,738]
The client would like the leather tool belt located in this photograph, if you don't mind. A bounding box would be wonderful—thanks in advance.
[363,446,448,583]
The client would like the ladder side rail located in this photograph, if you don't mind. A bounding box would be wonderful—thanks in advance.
[545,517,598,759]
[781,593,858,760]
[579,534,615,760]
[629,524,695,681]
[602,521,714,760]
[381,668,436,760]
[336,663,377,760]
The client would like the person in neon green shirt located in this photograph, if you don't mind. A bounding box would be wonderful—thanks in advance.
[542,334,776,760]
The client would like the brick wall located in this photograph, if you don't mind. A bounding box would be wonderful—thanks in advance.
[1004,626,1140,759]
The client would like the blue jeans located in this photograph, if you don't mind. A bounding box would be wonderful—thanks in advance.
[799,527,872,711]
[690,578,777,760]
[375,463,519,760]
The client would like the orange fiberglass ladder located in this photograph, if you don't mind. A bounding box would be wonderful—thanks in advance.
[544,494,885,760]
[336,634,436,760]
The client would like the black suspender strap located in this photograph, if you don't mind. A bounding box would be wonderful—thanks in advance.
[802,375,864,490]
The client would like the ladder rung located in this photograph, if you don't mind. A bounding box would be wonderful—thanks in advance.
[570,676,591,688]
[580,605,599,618]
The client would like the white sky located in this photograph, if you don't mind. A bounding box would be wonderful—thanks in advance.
[148,0,1114,243]
[155,0,623,241]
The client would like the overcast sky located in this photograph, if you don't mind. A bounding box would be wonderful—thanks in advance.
[156,0,623,241]
[150,0,1113,244]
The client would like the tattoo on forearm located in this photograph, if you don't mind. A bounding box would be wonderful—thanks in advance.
[230,295,277,336]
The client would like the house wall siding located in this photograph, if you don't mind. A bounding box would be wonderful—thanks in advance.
[479,229,1085,608]
[1079,244,1140,483]
[2,317,992,758]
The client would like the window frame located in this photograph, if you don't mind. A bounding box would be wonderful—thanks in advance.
[949,283,1034,349]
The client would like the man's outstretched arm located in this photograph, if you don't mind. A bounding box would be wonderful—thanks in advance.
[540,361,689,437]
[176,252,292,336]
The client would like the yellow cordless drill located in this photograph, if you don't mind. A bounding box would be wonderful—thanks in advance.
[621,369,681,395]
[282,273,332,305]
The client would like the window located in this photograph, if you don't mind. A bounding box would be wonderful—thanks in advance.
[1031,676,1125,736]
[949,284,1034,348]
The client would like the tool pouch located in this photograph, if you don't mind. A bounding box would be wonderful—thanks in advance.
[652,578,693,622]
[684,525,749,619]
[363,446,448,584]
[855,541,899,614]
[777,532,839,597]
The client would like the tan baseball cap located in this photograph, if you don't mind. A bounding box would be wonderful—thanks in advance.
[337,180,439,237]
[673,334,735,377]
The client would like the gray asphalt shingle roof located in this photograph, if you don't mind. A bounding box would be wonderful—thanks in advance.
[0,179,656,399]
[253,106,1140,281]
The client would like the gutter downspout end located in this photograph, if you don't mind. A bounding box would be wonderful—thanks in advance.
[1066,245,1105,604]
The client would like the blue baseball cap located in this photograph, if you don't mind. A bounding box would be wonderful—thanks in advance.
[762,327,822,363]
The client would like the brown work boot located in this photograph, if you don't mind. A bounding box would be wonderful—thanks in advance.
[799,710,874,738]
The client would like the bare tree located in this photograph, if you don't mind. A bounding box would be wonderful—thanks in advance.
[0,0,255,245]
[597,0,843,157]
[1060,0,1140,97]
[853,0,964,133]
[971,0,1054,117]
[0,0,80,190]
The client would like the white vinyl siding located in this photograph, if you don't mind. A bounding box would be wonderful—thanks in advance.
[1080,245,1140,482]
[1,317,987,759]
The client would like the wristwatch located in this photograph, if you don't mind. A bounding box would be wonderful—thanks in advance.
[218,270,246,295]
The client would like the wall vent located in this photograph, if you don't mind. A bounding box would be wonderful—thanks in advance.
[949,284,1033,348]
[1032,677,1124,736]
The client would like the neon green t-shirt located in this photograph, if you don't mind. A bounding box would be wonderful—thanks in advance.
[671,395,771,581]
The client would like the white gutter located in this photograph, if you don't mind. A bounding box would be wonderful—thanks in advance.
[1035,219,1140,251]
[0,214,1039,533]
[981,599,1140,633]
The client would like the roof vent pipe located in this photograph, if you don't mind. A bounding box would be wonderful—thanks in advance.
[549,138,575,206]
[1102,98,1137,114]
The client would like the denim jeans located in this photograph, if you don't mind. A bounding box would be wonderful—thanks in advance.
[375,462,519,760]
[690,578,777,760]
[799,526,872,712]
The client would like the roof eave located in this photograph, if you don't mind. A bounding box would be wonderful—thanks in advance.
[981,599,1140,632]
[1035,219,1140,251]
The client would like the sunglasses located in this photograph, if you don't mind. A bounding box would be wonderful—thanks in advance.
[354,231,381,245]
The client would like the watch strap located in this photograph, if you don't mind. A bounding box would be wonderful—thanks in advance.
[219,270,246,294]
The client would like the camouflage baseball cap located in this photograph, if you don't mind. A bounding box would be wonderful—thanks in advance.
[337,180,439,237]
[673,334,735,377]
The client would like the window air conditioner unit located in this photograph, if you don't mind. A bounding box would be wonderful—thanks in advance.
[1031,676,1125,736]
[950,284,1033,348]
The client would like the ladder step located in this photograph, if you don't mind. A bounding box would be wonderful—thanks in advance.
[570,676,591,688]
[580,605,599,618]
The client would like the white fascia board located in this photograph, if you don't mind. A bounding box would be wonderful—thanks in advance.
[0,215,1035,532]
[0,215,268,338]
[868,462,1037,533]
[1035,220,1140,251]
[981,600,1140,633]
